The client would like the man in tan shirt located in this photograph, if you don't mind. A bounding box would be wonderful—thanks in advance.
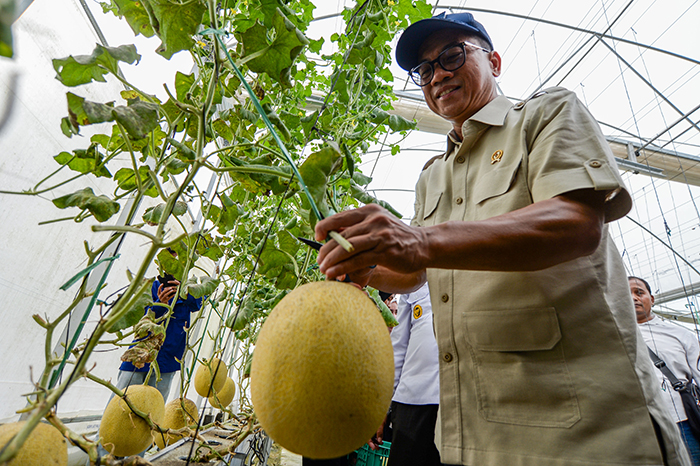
[314,11,689,466]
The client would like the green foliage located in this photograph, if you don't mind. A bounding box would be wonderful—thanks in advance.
[181,276,220,299]
[226,297,255,331]
[63,92,159,140]
[142,201,188,225]
[52,187,120,222]
[108,282,154,333]
[238,8,310,87]
[53,44,140,86]
[367,286,399,327]
[0,0,14,58]
[54,145,112,178]
[298,143,342,220]
[114,166,158,197]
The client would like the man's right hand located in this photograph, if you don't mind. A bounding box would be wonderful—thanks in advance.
[367,415,386,451]
[156,281,179,304]
[314,204,429,283]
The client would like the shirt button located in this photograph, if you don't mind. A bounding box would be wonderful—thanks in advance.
[441,293,449,303]
[456,156,465,163]
[455,197,463,205]
[590,160,602,168]
[443,353,453,362]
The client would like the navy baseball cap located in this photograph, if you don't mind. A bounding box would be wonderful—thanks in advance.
[395,12,493,71]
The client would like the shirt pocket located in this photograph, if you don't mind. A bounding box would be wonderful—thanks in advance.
[422,190,443,226]
[473,156,521,203]
[463,307,581,428]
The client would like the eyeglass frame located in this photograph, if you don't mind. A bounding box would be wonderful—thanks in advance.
[409,41,491,87]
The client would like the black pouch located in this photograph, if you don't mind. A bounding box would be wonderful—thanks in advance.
[679,382,700,441]
[648,347,700,442]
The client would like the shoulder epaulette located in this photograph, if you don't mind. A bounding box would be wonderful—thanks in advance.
[422,154,443,171]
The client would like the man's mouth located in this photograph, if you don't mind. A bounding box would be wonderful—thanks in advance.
[436,86,460,99]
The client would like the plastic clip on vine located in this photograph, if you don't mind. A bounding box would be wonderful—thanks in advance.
[199,28,353,253]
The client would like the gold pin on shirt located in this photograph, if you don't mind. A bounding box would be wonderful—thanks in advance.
[491,150,504,164]
[413,304,423,319]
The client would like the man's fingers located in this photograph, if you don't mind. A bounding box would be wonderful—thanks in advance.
[314,204,383,241]
[322,250,382,281]
[318,233,377,274]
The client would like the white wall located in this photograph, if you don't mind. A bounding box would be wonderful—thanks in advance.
[0,0,197,422]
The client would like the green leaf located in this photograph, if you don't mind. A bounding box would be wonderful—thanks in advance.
[142,201,188,225]
[258,245,292,277]
[114,166,158,197]
[308,37,324,54]
[156,248,184,279]
[66,92,90,128]
[52,187,120,222]
[182,276,219,299]
[165,157,189,176]
[197,236,225,262]
[53,44,140,87]
[61,117,79,138]
[111,0,156,37]
[54,145,112,178]
[388,114,416,132]
[297,144,342,219]
[238,8,309,87]
[66,94,159,140]
[108,282,154,333]
[147,0,207,59]
[226,298,254,331]
[277,230,300,255]
[341,142,355,178]
[206,199,243,234]
[370,109,390,124]
[175,71,195,102]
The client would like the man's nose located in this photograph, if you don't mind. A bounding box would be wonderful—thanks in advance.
[430,64,453,85]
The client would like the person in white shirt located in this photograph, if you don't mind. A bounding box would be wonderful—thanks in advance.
[630,276,700,465]
[373,283,443,465]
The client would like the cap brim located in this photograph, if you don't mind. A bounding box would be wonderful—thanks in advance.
[395,18,487,71]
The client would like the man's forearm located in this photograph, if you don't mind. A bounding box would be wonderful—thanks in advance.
[420,191,606,272]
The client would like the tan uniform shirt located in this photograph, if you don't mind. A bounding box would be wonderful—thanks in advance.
[412,87,689,466]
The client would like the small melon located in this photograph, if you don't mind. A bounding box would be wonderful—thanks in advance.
[99,384,165,457]
[0,421,67,465]
[194,357,227,397]
[208,377,236,410]
[154,398,199,450]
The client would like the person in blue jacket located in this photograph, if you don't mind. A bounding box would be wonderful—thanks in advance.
[116,272,203,401]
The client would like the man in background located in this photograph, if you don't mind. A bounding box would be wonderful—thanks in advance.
[376,283,442,466]
[631,276,700,464]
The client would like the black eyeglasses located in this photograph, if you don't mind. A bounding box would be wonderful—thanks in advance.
[409,41,490,87]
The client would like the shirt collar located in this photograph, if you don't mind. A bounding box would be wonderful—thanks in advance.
[443,95,513,157]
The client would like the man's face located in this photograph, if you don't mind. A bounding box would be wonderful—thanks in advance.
[385,295,398,316]
[629,278,654,323]
[418,30,501,134]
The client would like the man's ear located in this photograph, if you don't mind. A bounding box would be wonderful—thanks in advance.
[651,294,655,306]
[490,51,502,77]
